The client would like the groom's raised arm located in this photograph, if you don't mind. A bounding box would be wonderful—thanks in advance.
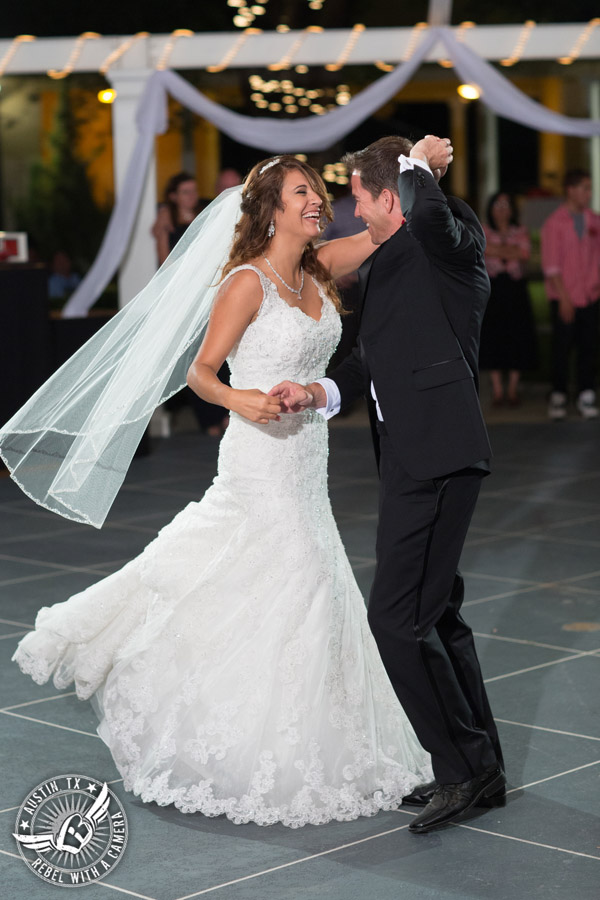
[398,145,485,270]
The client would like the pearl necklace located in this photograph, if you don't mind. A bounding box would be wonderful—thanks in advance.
[262,255,304,300]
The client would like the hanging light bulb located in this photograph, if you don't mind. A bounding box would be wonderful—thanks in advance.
[457,83,480,100]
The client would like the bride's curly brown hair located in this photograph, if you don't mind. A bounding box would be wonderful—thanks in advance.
[221,156,343,313]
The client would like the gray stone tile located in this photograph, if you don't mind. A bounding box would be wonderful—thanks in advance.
[469,494,596,534]
[1,529,151,569]
[204,818,600,900]
[463,572,539,603]
[2,689,101,739]
[486,654,600,738]
[105,806,414,900]
[465,585,600,651]
[475,636,571,682]
[0,508,80,544]
[0,714,115,814]
[0,855,117,900]
[350,563,376,600]
[330,481,379,517]
[460,765,600,862]
[529,513,600,544]
[494,719,600,789]
[0,638,78,709]
[2,421,600,900]
[0,571,100,627]
[506,474,600,508]
[337,518,377,559]
[103,489,187,522]
[0,559,59,587]
[567,572,600,591]
[461,534,600,583]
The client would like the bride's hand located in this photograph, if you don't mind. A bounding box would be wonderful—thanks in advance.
[229,389,281,424]
[269,381,314,413]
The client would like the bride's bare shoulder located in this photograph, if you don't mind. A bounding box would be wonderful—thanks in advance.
[212,265,265,322]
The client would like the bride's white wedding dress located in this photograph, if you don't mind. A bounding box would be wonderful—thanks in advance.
[13,266,432,827]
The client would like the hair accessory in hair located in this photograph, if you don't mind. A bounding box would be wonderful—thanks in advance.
[259,158,281,175]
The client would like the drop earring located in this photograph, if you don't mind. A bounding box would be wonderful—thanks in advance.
[268,220,275,238]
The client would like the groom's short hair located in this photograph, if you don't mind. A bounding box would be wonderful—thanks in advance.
[343,136,414,199]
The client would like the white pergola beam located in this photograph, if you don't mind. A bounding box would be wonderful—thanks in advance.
[1,24,599,76]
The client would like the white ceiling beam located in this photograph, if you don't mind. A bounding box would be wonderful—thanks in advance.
[0,24,599,76]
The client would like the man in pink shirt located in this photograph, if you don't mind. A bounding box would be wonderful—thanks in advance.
[541,169,600,419]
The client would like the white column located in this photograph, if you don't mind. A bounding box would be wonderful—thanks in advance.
[107,69,157,308]
[590,81,600,213]
[482,105,499,204]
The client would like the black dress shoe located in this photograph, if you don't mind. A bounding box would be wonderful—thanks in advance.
[402,781,437,806]
[408,766,506,834]
[403,780,506,809]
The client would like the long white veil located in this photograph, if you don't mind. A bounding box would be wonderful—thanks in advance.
[0,185,243,528]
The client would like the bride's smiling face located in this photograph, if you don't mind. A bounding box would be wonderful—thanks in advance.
[274,169,323,240]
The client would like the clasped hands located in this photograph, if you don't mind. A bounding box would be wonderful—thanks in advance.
[410,135,454,182]
[227,383,315,425]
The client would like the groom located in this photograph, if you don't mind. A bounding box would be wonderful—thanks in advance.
[271,135,505,833]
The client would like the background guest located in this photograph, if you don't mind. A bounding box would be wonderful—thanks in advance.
[479,191,537,407]
[48,249,81,300]
[215,168,242,194]
[152,172,207,267]
[541,169,600,420]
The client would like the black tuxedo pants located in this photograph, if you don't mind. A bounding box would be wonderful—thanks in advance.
[368,432,502,785]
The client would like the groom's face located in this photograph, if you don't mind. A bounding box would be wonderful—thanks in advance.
[351,174,398,246]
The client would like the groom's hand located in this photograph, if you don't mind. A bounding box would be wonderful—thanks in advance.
[410,135,453,182]
[268,381,323,413]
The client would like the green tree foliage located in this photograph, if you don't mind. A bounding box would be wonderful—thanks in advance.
[17,85,109,274]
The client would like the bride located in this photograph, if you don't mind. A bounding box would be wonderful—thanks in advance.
[8,155,434,827]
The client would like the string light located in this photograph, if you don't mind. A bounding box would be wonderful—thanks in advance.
[206,29,261,73]
[325,23,365,72]
[457,83,480,100]
[0,34,35,79]
[439,21,475,69]
[268,27,323,71]
[322,161,348,185]
[500,20,536,67]
[98,88,117,103]
[156,29,194,71]
[247,73,351,115]
[375,21,428,72]
[558,17,600,65]
[230,0,268,29]
[48,32,100,79]
[99,32,149,75]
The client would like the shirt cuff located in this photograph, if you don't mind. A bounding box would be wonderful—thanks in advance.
[315,377,341,419]
[398,155,433,176]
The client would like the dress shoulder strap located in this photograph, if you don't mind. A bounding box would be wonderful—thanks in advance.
[220,264,271,292]
[219,264,273,320]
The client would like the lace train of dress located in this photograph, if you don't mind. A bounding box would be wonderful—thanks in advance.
[12,266,432,827]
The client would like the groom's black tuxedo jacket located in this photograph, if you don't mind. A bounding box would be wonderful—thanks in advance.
[328,166,492,480]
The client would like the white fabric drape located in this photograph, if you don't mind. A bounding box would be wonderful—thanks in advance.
[439,29,600,138]
[63,30,437,317]
[63,25,600,317]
